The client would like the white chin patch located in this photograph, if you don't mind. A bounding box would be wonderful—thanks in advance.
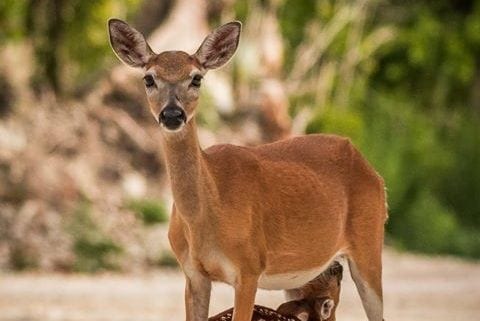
[160,122,185,133]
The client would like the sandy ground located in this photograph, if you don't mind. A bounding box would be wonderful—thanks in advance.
[0,249,479,321]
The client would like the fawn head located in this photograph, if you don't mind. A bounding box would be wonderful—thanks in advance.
[277,297,335,321]
[108,19,241,132]
[277,262,343,321]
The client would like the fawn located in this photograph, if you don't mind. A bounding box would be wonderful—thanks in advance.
[210,261,343,321]
[108,19,387,321]
[277,261,343,321]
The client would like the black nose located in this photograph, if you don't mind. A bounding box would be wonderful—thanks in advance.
[159,106,187,130]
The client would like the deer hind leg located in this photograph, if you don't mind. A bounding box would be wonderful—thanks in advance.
[345,152,387,321]
[346,203,385,321]
[347,254,383,321]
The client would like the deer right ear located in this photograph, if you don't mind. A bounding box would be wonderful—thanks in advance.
[108,18,154,68]
[194,21,241,70]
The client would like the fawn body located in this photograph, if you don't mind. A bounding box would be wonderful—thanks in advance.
[210,305,301,321]
[108,19,387,321]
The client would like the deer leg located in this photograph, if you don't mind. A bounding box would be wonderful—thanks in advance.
[346,173,386,321]
[348,256,383,321]
[232,275,258,321]
[347,219,384,321]
[185,272,212,321]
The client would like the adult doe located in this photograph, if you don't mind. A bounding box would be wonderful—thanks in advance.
[108,19,387,321]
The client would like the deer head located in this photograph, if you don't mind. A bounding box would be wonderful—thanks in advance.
[108,19,241,132]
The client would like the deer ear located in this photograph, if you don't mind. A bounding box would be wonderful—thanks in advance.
[108,18,154,68]
[194,21,241,70]
[315,298,335,321]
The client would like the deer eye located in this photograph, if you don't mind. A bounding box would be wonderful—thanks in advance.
[143,74,155,87]
[190,74,202,88]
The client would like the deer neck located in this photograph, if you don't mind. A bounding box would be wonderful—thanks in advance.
[160,119,216,219]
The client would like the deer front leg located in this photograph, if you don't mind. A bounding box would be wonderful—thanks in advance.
[232,275,258,321]
[185,272,212,321]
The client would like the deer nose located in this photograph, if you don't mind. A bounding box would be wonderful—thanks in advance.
[159,105,187,130]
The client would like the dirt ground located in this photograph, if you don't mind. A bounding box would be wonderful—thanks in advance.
[0,249,479,321]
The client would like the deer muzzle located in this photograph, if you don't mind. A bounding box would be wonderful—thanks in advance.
[159,105,187,130]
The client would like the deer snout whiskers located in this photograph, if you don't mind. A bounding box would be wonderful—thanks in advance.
[159,104,187,131]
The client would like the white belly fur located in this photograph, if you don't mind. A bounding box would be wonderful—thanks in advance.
[209,249,345,290]
[257,251,345,290]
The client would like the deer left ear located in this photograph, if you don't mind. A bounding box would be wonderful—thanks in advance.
[194,21,241,70]
[108,18,154,68]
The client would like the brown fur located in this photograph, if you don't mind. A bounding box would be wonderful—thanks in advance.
[146,51,199,82]
[108,19,387,321]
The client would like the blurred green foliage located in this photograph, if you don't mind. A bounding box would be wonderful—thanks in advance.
[0,0,141,94]
[70,201,123,272]
[279,0,480,258]
[63,0,142,91]
[127,198,168,225]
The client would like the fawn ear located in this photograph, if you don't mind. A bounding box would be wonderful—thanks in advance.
[295,311,309,321]
[277,301,310,321]
[108,18,154,68]
[194,21,241,70]
[329,261,343,284]
[315,298,335,321]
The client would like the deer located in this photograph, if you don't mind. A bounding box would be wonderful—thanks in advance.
[107,19,387,321]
